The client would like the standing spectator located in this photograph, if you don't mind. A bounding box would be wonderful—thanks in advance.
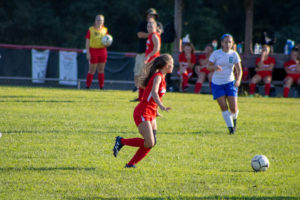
[249,45,275,97]
[85,14,109,89]
[132,8,158,99]
[283,48,300,97]
[207,34,242,134]
[194,44,214,93]
[178,42,196,92]
[113,54,174,168]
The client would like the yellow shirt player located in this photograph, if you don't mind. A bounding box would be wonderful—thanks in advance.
[85,14,109,89]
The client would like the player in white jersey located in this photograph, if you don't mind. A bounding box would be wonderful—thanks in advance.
[207,34,242,134]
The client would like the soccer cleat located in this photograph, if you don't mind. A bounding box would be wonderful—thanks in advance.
[125,164,136,168]
[132,86,138,92]
[228,127,235,134]
[113,136,124,157]
[130,98,139,102]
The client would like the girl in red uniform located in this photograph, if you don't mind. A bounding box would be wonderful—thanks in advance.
[137,19,161,101]
[178,42,196,92]
[194,44,214,93]
[249,45,275,97]
[85,14,109,89]
[283,48,300,97]
[113,54,173,168]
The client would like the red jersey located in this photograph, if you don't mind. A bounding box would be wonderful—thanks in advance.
[145,32,161,63]
[179,52,196,67]
[256,56,275,71]
[284,60,298,73]
[134,72,166,118]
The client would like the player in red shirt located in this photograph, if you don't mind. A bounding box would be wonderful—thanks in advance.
[85,14,109,89]
[113,54,173,168]
[194,44,214,93]
[249,45,275,97]
[137,19,162,101]
[283,48,300,97]
[178,42,196,92]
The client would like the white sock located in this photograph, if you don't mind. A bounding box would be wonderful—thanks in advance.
[232,110,239,120]
[222,110,234,127]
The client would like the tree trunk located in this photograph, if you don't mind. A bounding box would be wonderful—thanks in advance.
[173,0,182,64]
[244,0,254,55]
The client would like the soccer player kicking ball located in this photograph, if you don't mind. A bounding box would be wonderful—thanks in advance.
[207,34,242,134]
[113,54,173,168]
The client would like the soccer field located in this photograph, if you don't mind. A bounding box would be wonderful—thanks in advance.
[0,86,299,200]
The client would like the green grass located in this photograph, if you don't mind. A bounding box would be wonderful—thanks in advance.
[0,86,299,200]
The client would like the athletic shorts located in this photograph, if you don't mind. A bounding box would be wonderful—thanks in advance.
[133,114,154,127]
[286,74,300,83]
[257,71,272,79]
[89,48,107,64]
[200,67,210,75]
[134,53,145,76]
[211,81,238,100]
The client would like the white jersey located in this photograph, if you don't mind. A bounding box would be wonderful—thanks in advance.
[209,49,241,85]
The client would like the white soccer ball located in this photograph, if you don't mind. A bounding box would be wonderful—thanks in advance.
[101,34,113,47]
[251,155,270,172]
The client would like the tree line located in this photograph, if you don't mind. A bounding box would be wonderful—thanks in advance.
[0,0,299,53]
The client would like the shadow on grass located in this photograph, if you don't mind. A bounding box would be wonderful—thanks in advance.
[68,196,300,200]
[0,167,96,171]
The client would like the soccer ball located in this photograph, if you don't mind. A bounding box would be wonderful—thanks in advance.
[101,34,113,47]
[251,155,270,172]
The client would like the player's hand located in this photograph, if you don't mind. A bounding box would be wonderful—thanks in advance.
[214,65,222,72]
[159,105,171,112]
[86,53,91,61]
[235,80,241,87]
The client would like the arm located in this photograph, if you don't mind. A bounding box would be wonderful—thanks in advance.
[85,39,90,61]
[296,61,300,73]
[145,34,160,63]
[137,32,149,39]
[207,61,222,72]
[151,76,171,111]
[264,63,275,71]
[234,62,242,87]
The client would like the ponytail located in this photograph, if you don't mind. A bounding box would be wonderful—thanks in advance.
[139,54,172,88]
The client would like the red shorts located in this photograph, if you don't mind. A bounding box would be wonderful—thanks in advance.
[133,104,155,126]
[89,48,107,64]
[200,67,210,75]
[286,74,300,83]
[257,71,272,79]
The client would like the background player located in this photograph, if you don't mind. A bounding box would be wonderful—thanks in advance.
[113,54,173,168]
[194,44,214,93]
[85,14,109,89]
[283,48,300,97]
[249,45,275,97]
[207,34,242,134]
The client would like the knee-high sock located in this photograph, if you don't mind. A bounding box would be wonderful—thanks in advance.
[86,73,94,88]
[138,88,144,101]
[265,83,271,96]
[283,87,290,98]
[194,82,202,93]
[249,83,256,95]
[121,138,144,147]
[98,73,104,89]
[128,146,151,166]
[222,110,234,128]
[231,110,239,120]
[182,73,188,89]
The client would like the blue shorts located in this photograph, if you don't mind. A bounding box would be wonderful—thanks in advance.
[211,81,238,100]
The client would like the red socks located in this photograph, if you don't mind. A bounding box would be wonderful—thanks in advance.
[249,83,256,95]
[181,73,188,90]
[121,138,144,147]
[86,73,94,88]
[265,83,271,96]
[98,73,104,89]
[194,82,202,93]
[138,88,144,101]
[121,137,151,166]
[283,87,290,98]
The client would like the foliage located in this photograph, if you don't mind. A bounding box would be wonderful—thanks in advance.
[0,86,300,199]
[0,0,299,52]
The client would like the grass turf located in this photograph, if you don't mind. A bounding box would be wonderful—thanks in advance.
[0,86,299,200]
